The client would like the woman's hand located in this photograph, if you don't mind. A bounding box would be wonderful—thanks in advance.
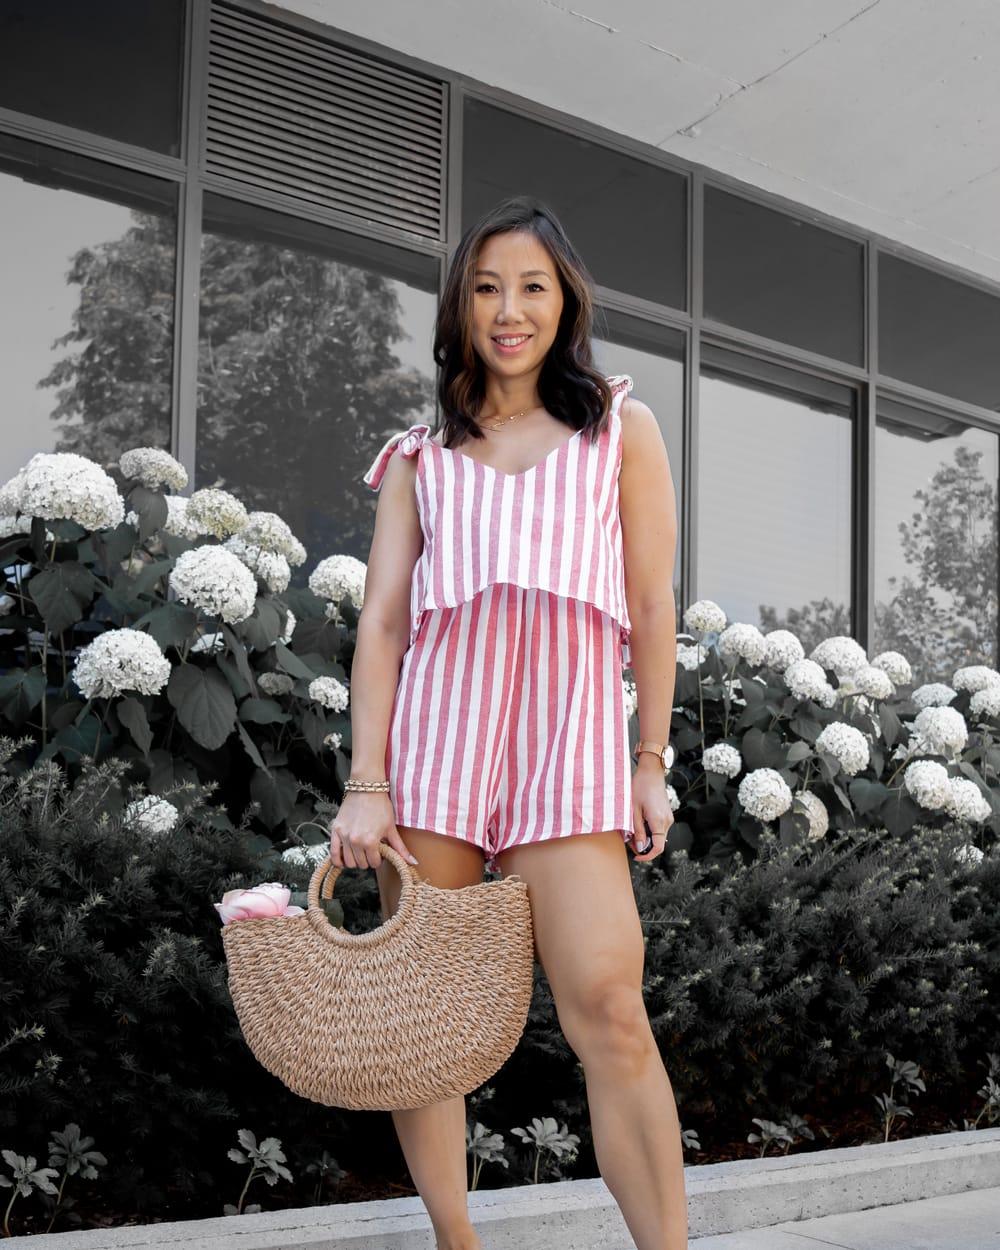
[328,791,420,870]
[629,759,674,862]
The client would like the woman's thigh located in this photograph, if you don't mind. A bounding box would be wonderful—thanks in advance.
[494,831,646,1037]
[375,825,486,921]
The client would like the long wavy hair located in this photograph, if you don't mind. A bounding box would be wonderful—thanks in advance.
[432,195,615,449]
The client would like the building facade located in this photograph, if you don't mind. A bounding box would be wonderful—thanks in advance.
[2,0,998,684]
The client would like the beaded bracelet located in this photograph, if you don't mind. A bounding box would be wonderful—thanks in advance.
[344,777,390,793]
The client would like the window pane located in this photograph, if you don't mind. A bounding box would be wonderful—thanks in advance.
[198,194,439,583]
[705,187,864,365]
[463,97,687,310]
[0,1,184,156]
[879,254,1000,412]
[874,395,998,684]
[593,314,684,612]
[0,133,176,486]
[697,348,855,650]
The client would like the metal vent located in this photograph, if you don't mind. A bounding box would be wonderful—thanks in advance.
[206,1,446,239]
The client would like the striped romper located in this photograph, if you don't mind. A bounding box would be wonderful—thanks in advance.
[363,374,636,874]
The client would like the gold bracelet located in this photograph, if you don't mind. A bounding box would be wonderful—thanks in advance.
[344,777,390,792]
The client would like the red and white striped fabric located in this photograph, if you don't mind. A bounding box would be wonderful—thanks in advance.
[363,374,634,668]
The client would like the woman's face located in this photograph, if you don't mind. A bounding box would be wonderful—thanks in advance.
[471,230,565,377]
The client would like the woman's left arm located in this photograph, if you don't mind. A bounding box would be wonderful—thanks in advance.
[618,395,679,861]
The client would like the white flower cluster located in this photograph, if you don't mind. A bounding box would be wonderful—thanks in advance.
[910,705,968,758]
[816,721,870,775]
[308,675,349,712]
[278,610,296,647]
[911,682,957,710]
[794,790,829,841]
[72,628,172,699]
[683,599,727,635]
[241,511,307,567]
[666,783,681,813]
[903,760,951,810]
[763,629,805,673]
[970,684,1000,720]
[323,730,343,750]
[871,650,913,686]
[702,742,742,778]
[191,631,224,654]
[124,795,180,837]
[169,546,258,624]
[953,665,1000,694]
[718,622,768,667]
[956,843,985,866]
[783,658,836,708]
[184,488,249,540]
[676,642,708,671]
[118,447,189,492]
[309,554,368,610]
[258,672,295,697]
[622,677,638,721]
[737,767,793,821]
[282,842,330,870]
[943,778,991,823]
[1,451,124,531]
[851,665,895,700]
[809,635,868,676]
[224,534,291,594]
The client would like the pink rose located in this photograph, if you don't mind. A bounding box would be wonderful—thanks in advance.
[214,882,305,925]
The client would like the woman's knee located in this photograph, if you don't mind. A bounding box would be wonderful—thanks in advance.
[559,980,654,1070]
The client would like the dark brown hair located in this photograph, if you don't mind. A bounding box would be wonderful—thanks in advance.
[431,195,615,449]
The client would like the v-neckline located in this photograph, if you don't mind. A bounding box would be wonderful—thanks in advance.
[430,426,584,481]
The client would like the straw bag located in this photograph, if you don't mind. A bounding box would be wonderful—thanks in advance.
[221,844,536,1110]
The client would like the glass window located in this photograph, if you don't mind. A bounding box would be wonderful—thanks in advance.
[874,395,998,685]
[704,187,864,365]
[593,314,684,613]
[696,347,855,651]
[0,133,177,488]
[0,1,184,156]
[463,97,687,311]
[198,194,439,585]
[879,254,1000,412]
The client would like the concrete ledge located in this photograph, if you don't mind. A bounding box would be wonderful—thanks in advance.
[8,1127,999,1249]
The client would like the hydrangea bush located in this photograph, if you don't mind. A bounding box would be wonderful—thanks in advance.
[0,448,361,837]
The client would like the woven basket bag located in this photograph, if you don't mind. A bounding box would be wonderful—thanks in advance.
[221,843,536,1110]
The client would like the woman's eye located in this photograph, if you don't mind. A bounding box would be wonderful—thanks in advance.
[475,283,545,293]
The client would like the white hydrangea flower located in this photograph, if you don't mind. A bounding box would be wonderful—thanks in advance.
[323,730,343,750]
[702,742,742,778]
[622,677,638,721]
[169,545,258,624]
[953,665,1000,694]
[912,682,958,710]
[955,842,985,866]
[903,760,951,810]
[0,514,31,537]
[737,767,793,822]
[683,599,727,635]
[184,487,249,540]
[258,672,295,697]
[118,447,189,492]
[943,778,992,823]
[911,705,968,758]
[815,722,870,776]
[223,534,291,594]
[0,593,16,616]
[666,783,681,813]
[72,628,172,699]
[190,631,224,655]
[309,554,368,610]
[308,675,349,713]
[278,610,296,647]
[871,650,913,686]
[239,511,306,566]
[851,665,895,700]
[784,658,837,708]
[4,451,124,531]
[763,629,805,673]
[282,842,330,869]
[809,635,868,677]
[969,684,1000,720]
[834,674,872,714]
[0,475,22,515]
[124,795,180,837]
[794,790,829,841]
[676,642,708,671]
[718,622,768,667]
[157,494,203,541]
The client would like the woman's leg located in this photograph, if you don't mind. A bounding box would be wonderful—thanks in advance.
[376,827,487,1250]
[495,830,688,1250]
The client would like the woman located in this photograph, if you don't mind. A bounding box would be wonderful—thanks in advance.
[331,195,685,1250]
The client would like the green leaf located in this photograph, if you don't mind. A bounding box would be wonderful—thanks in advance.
[134,601,199,651]
[236,720,269,771]
[166,665,236,751]
[0,668,48,720]
[117,697,152,758]
[126,485,168,542]
[741,727,786,769]
[848,778,889,815]
[785,741,813,764]
[250,767,299,829]
[238,600,283,652]
[879,703,902,749]
[238,697,290,726]
[274,640,315,680]
[879,790,921,836]
[29,563,94,636]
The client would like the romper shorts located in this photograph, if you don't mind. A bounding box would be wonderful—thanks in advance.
[384,581,635,873]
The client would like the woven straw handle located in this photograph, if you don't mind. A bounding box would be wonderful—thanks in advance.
[307,842,416,907]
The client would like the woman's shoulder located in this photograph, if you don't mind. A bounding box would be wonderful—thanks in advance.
[361,422,432,491]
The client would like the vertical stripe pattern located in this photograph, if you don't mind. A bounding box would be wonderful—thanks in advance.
[363,374,634,668]
[384,583,634,871]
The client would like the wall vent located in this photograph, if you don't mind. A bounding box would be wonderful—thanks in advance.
[206,1,446,239]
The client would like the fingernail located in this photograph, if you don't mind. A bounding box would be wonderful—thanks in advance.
[409,855,419,864]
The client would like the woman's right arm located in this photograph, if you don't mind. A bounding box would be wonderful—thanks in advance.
[329,447,424,871]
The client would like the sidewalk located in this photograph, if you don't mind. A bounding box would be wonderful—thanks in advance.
[690,1184,1000,1248]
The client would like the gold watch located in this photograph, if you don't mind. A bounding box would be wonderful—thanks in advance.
[633,740,670,770]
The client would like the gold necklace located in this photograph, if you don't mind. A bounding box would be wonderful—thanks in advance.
[480,405,531,433]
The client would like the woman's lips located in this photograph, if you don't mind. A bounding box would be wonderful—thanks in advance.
[491,334,532,355]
